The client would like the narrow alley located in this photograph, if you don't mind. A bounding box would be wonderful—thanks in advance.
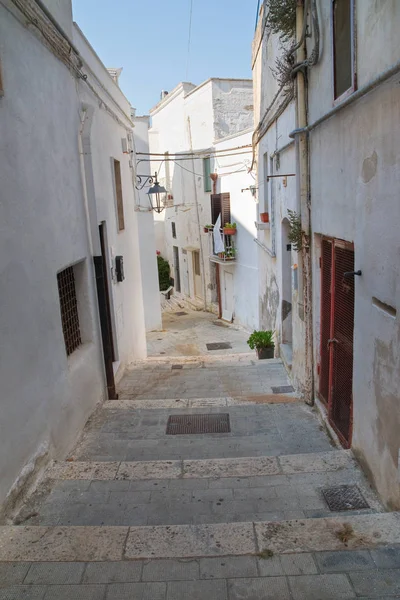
[1,311,400,599]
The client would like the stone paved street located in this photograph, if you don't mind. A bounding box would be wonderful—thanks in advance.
[1,311,399,599]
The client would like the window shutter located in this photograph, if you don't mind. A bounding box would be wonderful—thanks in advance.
[211,194,221,225]
[203,158,212,192]
[221,193,231,226]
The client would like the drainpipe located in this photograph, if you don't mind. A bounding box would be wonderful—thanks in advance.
[295,0,314,405]
[187,117,207,311]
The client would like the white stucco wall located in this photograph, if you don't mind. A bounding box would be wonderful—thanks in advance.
[0,3,104,508]
[149,79,254,314]
[252,16,307,391]
[307,1,400,508]
[214,131,259,330]
[73,24,147,365]
[0,4,149,510]
[132,115,162,332]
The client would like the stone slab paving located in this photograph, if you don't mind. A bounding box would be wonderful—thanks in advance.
[2,515,400,563]
[146,310,252,358]
[117,358,291,400]
[2,547,400,599]
[15,450,381,527]
[69,403,334,463]
[46,450,354,481]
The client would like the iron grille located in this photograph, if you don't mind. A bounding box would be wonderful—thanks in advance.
[166,413,231,435]
[57,266,82,356]
[320,239,333,405]
[206,342,232,350]
[322,485,369,512]
[330,245,354,445]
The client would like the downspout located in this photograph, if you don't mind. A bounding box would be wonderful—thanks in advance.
[187,117,207,310]
[295,0,314,405]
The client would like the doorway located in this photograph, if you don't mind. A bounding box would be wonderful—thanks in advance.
[173,246,181,293]
[319,238,355,447]
[281,218,292,344]
[192,250,203,299]
[94,222,117,399]
[221,269,234,321]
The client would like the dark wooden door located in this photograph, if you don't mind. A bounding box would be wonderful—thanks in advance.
[94,223,117,399]
[319,238,355,447]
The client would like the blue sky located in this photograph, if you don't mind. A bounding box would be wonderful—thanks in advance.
[72,0,257,115]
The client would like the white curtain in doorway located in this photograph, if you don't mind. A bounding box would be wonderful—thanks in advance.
[213,214,224,254]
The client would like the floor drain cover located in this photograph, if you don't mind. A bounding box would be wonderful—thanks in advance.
[171,364,183,370]
[322,485,370,511]
[206,342,232,351]
[166,413,231,435]
[271,386,294,394]
[175,312,188,316]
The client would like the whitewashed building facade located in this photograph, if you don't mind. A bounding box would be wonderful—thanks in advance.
[253,0,400,509]
[148,79,259,330]
[0,0,158,511]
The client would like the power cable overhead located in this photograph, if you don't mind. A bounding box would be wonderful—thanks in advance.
[185,0,194,80]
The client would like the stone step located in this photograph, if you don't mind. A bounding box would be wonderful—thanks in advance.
[47,451,354,482]
[105,395,298,410]
[12,450,382,527]
[1,513,400,561]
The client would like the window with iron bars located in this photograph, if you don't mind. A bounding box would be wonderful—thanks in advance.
[57,266,82,356]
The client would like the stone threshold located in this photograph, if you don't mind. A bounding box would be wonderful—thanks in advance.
[46,451,354,481]
[1,513,399,561]
[104,395,299,410]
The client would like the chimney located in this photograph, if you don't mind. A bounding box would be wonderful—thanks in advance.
[160,90,169,100]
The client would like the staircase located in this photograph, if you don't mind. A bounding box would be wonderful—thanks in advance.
[1,357,399,599]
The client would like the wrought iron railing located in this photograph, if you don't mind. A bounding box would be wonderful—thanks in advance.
[207,229,237,264]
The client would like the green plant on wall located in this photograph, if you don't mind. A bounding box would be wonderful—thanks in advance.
[265,0,297,43]
[157,255,170,291]
[287,209,303,252]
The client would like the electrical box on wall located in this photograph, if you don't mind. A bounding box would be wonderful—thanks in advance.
[115,256,125,282]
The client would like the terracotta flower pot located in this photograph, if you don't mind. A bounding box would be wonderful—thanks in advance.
[223,227,237,235]
[260,212,269,223]
[256,346,274,359]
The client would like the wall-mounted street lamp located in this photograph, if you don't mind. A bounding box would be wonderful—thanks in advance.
[135,171,167,213]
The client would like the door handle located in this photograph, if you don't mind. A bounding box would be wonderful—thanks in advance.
[327,338,338,350]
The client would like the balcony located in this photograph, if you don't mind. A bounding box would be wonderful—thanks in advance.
[206,226,237,265]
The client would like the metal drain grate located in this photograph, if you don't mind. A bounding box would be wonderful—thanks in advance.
[322,485,370,511]
[166,413,231,435]
[175,312,188,316]
[171,364,183,370]
[271,386,295,394]
[206,342,232,351]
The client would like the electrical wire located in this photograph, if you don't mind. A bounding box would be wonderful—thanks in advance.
[185,0,194,80]
[137,143,252,157]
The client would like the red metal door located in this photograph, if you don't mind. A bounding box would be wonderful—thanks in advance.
[319,239,355,447]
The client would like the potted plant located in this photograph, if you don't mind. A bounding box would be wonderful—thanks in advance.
[204,224,213,233]
[225,247,236,260]
[247,330,275,359]
[223,222,237,235]
[260,212,269,223]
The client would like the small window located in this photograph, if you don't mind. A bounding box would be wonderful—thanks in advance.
[333,0,355,100]
[211,193,231,226]
[113,159,125,231]
[57,266,82,356]
[203,157,212,193]
[194,251,201,276]
[172,222,176,238]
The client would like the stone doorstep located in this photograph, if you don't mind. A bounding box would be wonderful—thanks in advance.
[104,395,299,410]
[46,450,354,481]
[1,513,400,561]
